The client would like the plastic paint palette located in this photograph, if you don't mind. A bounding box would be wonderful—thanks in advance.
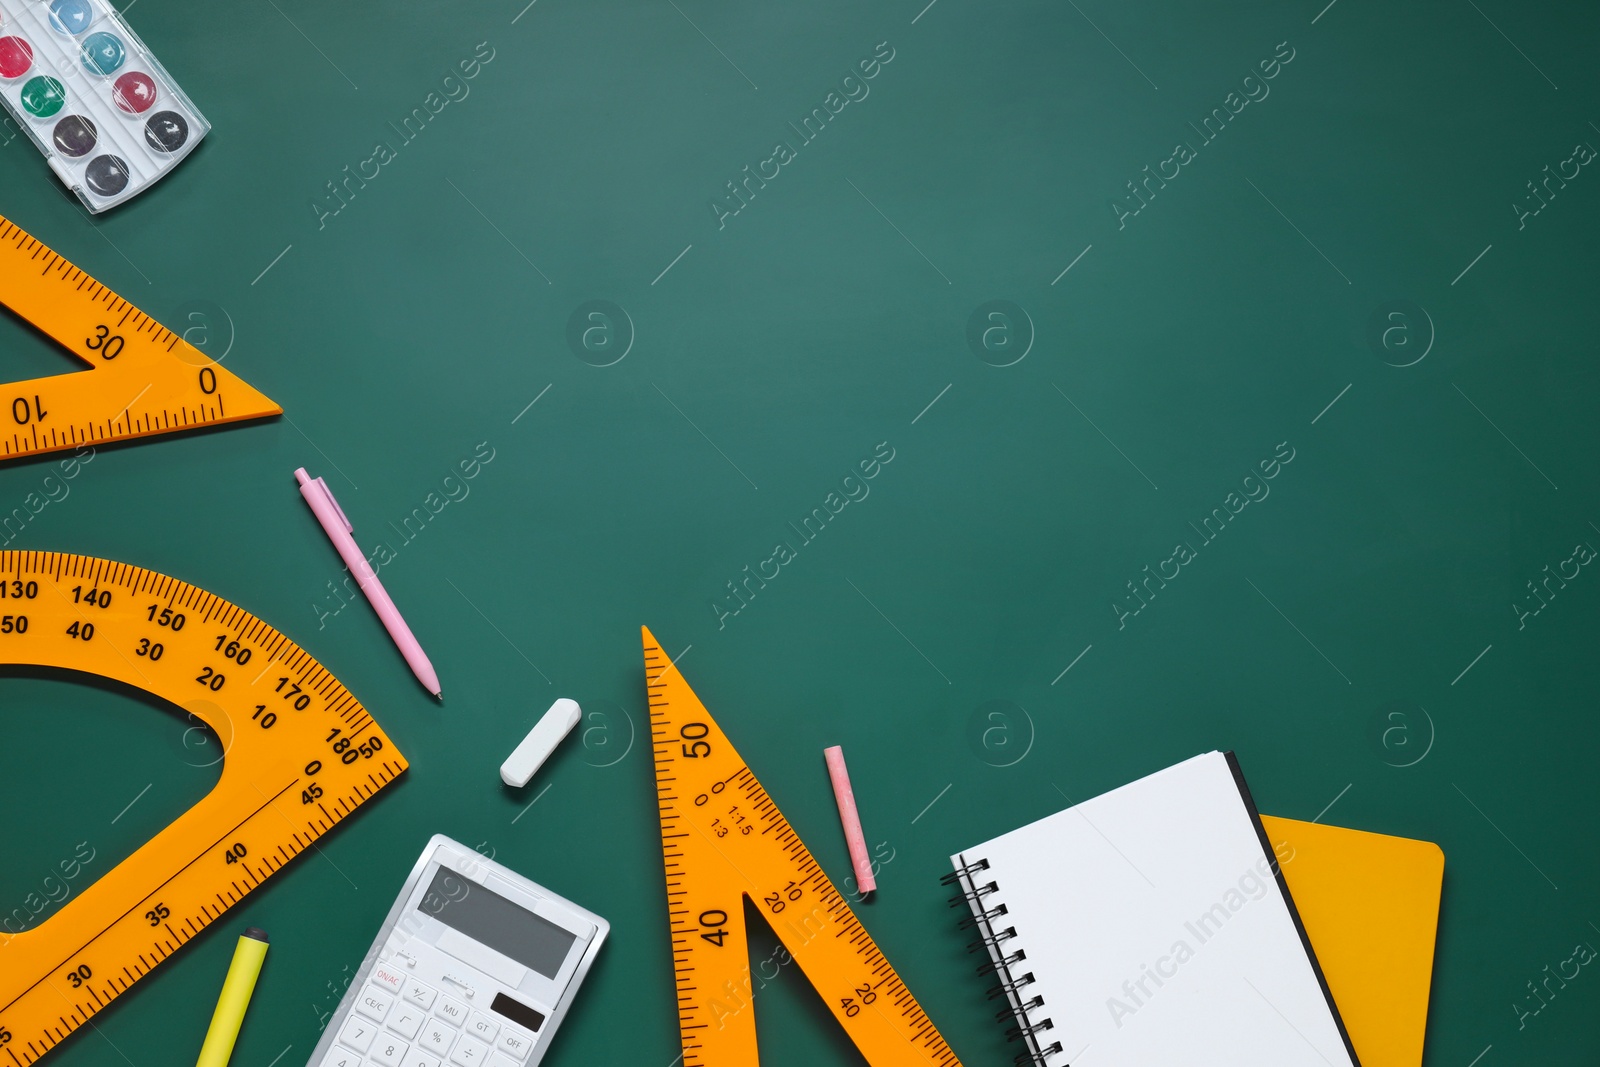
[0,0,208,212]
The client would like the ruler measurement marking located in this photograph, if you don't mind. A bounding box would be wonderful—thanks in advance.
[0,215,278,467]
[0,555,404,1062]
[0,777,300,1017]
[646,630,958,1067]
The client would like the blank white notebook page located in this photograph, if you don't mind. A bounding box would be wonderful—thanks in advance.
[952,751,1357,1067]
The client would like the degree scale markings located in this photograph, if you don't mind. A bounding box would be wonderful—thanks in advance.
[645,626,960,1067]
[0,214,280,463]
[0,552,406,1066]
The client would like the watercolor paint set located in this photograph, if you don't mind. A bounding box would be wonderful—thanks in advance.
[0,0,208,212]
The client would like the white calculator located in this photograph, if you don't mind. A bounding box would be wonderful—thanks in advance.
[306,836,608,1067]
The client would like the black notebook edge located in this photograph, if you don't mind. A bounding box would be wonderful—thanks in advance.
[1223,750,1363,1067]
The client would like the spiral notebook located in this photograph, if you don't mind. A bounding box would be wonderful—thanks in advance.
[948,751,1360,1067]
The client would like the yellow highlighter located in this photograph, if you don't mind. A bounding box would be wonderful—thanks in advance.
[195,927,269,1067]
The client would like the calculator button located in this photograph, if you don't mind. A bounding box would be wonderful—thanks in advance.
[404,979,438,1009]
[388,1002,426,1040]
[435,996,468,1025]
[339,1015,377,1053]
[320,1048,361,1067]
[418,1020,455,1055]
[358,985,395,1022]
[401,1052,441,1067]
[449,1035,490,1067]
[496,1028,533,1061]
[464,1011,499,1044]
[371,963,406,994]
[487,1055,521,1067]
[370,1035,410,1067]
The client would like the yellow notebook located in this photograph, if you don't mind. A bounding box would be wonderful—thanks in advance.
[1260,815,1445,1067]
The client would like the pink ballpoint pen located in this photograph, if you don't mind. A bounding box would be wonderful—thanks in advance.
[295,468,442,699]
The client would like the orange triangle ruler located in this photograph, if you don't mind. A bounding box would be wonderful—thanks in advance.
[0,214,280,462]
[644,626,962,1067]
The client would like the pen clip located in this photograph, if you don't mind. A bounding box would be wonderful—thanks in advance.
[312,477,354,534]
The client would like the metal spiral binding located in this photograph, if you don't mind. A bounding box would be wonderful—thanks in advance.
[956,901,1009,931]
[999,995,1044,1018]
[975,948,1028,975]
[987,972,1034,1001]
[944,860,1063,1066]
[967,925,1018,954]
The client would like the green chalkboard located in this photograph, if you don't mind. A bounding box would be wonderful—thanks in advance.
[2,0,1598,1063]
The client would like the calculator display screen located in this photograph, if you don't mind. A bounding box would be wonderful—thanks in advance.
[420,868,578,979]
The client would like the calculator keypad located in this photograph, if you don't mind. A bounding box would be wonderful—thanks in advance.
[435,995,468,1025]
[370,964,406,994]
[449,1035,490,1066]
[496,1029,532,1060]
[419,1018,455,1054]
[388,1002,427,1040]
[357,987,395,1023]
[370,1035,410,1067]
[326,974,537,1067]
[339,1015,378,1053]
[465,1011,499,1044]
[404,978,438,1009]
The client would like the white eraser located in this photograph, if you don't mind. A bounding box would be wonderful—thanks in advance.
[501,698,582,787]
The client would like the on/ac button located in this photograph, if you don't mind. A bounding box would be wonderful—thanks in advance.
[370,963,405,994]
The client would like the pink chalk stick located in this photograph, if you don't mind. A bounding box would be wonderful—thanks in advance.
[824,745,875,895]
